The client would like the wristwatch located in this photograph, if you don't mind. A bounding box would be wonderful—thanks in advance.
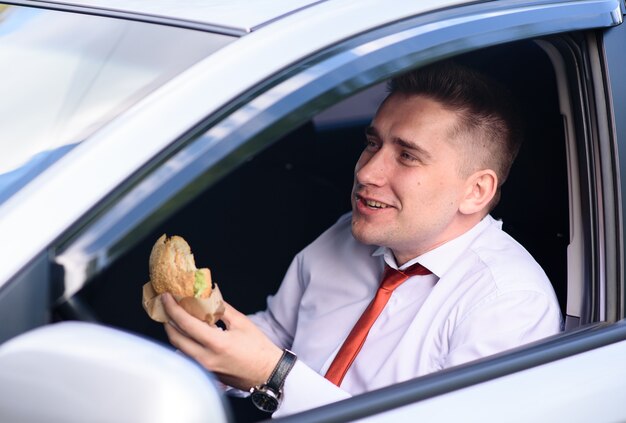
[249,349,297,413]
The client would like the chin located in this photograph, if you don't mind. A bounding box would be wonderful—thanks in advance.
[351,219,381,246]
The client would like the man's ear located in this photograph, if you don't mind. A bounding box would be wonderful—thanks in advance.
[459,169,498,215]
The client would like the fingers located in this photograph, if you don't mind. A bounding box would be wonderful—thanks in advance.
[161,294,283,391]
[164,321,199,353]
[161,295,224,365]
[161,293,222,344]
[164,321,221,370]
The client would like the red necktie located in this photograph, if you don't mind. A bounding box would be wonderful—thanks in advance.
[324,262,431,386]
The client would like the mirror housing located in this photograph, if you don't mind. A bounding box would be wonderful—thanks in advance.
[0,321,230,423]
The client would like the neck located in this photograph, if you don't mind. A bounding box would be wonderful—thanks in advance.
[392,214,486,266]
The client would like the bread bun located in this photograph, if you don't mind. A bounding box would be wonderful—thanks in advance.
[149,234,212,299]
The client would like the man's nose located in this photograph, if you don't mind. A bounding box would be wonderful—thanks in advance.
[356,149,388,186]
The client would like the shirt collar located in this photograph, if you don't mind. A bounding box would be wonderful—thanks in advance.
[372,215,500,277]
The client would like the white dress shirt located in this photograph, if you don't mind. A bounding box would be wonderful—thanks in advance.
[249,212,562,417]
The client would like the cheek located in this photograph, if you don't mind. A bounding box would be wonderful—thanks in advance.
[433,178,466,211]
[399,174,455,212]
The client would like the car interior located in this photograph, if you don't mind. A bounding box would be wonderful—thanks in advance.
[63,38,571,421]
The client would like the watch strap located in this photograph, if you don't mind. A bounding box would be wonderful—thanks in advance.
[266,349,297,391]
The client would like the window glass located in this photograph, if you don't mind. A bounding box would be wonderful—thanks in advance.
[0,4,234,204]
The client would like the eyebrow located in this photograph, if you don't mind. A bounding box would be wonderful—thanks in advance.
[364,126,379,138]
[365,126,433,162]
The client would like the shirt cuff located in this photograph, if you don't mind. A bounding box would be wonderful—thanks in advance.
[223,386,250,398]
[273,360,351,418]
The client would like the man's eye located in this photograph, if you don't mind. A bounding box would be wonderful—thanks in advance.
[401,152,417,162]
[364,139,379,150]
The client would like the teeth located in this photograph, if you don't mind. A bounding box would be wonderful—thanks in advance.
[365,199,388,209]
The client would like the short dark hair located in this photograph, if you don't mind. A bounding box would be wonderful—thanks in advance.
[388,60,523,210]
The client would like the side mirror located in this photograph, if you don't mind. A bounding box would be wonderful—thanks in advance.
[0,321,231,423]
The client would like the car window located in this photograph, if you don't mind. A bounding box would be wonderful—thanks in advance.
[0,4,233,205]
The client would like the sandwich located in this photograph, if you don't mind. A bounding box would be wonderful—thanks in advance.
[142,234,224,324]
[149,234,213,299]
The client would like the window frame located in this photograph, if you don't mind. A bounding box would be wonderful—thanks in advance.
[597,19,626,321]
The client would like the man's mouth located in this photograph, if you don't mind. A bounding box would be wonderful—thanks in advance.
[364,199,389,209]
[356,194,391,209]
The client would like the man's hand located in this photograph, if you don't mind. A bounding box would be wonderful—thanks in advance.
[161,292,283,391]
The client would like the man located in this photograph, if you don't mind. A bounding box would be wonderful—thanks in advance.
[161,61,562,417]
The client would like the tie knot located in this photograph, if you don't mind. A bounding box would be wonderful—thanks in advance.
[380,263,431,291]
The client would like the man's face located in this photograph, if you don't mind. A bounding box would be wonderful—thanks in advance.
[351,93,472,264]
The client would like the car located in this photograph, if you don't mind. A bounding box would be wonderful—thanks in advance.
[1,0,626,421]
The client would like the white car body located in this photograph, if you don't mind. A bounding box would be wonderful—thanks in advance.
[1,0,625,421]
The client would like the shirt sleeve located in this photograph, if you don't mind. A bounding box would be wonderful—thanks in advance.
[443,289,562,369]
[272,360,352,418]
[248,247,354,417]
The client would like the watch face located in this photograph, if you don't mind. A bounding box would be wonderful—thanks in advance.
[251,387,279,413]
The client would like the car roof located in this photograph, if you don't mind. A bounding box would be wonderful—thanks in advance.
[32,0,332,33]
[29,0,475,33]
